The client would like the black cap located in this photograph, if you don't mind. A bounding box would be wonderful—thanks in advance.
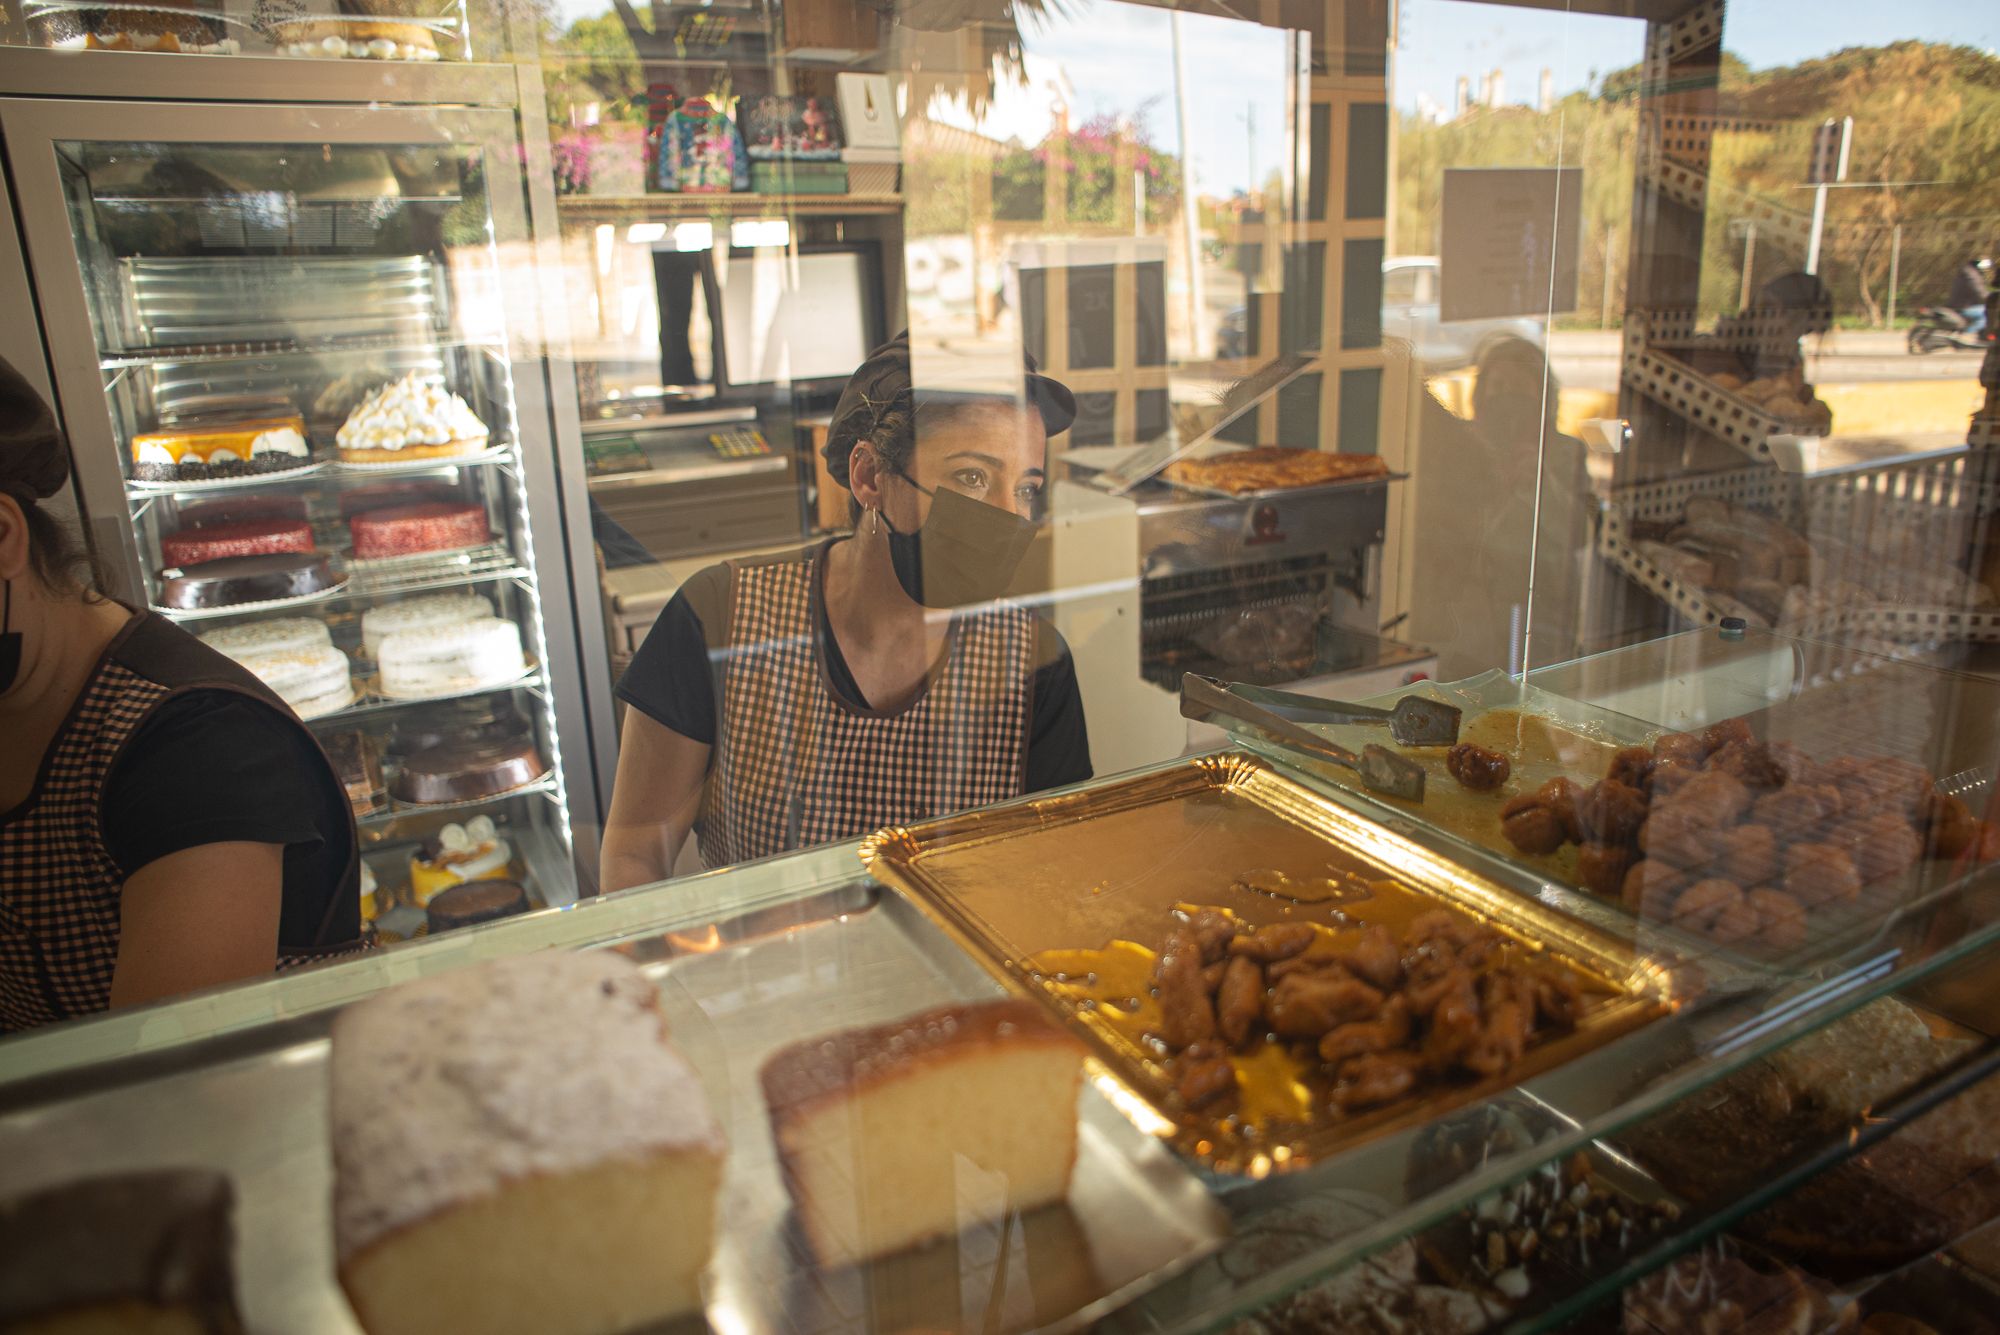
[0,356,65,507]
[822,330,1076,488]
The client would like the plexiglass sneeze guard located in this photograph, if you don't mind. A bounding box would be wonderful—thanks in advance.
[0,96,598,914]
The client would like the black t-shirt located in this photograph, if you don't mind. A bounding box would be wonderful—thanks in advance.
[617,561,1092,795]
[100,688,356,950]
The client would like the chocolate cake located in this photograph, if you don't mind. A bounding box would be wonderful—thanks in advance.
[426,879,531,933]
[157,552,340,610]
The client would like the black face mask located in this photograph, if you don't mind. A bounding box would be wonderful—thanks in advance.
[0,580,18,695]
[881,477,1037,609]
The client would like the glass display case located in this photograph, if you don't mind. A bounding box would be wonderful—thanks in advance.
[0,94,598,921]
[3,0,2000,1328]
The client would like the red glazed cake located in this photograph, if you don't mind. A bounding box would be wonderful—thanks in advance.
[161,517,316,567]
[349,501,490,560]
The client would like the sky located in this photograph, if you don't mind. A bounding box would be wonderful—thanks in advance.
[925,5,1291,198]
[1392,0,2000,114]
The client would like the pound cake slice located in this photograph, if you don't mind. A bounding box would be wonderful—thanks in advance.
[761,998,1087,1269]
[331,951,724,1335]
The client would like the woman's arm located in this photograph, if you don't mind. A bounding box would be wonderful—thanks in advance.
[110,841,284,1009]
[600,709,712,894]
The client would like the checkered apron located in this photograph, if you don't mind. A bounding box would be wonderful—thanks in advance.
[0,615,365,1033]
[697,548,1036,866]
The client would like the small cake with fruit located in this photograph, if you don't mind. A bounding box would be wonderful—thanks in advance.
[377,616,526,698]
[132,416,312,483]
[335,374,487,465]
[408,816,512,906]
[349,500,491,561]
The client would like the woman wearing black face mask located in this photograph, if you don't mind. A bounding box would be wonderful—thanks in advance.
[0,358,363,1033]
[602,332,1092,889]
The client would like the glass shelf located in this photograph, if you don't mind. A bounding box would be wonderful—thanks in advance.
[98,334,507,372]
[151,542,532,621]
[356,771,561,835]
[303,667,547,730]
[123,447,518,505]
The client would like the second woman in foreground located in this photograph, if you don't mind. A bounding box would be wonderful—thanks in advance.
[600,333,1092,890]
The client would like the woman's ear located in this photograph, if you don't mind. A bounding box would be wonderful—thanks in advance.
[846,443,883,512]
[0,495,28,583]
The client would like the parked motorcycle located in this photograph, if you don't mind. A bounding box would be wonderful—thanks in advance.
[1908,305,1995,353]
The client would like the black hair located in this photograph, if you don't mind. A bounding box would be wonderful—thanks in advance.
[830,393,1023,524]
[8,489,104,598]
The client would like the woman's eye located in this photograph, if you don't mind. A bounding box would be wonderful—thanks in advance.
[952,468,989,491]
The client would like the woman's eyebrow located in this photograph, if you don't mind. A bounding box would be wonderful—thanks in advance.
[944,450,1006,468]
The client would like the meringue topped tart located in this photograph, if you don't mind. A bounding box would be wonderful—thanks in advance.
[336,373,489,464]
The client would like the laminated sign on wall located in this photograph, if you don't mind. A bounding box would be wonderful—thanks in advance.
[1440,167,1582,322]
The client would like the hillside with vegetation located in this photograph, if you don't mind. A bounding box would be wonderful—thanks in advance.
[1397,40,2000,327]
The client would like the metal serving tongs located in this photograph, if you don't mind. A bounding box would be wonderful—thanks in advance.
[1180,673,1438,802]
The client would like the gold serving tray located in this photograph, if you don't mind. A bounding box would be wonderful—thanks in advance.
[862,752,1684,1177]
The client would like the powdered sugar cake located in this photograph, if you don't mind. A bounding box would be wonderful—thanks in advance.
[330,951,724,1335]
[376,616,525,698]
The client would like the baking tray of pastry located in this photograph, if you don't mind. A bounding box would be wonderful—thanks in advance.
[1233,670,1999,983]
[860,752,1682,1177]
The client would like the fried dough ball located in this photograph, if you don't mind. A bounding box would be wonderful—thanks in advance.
[1622,859,1687,919]
[1845,811,1923,885]
[1647,759,1703,799]
[1671,770,1752,826]
[1746,888,1808,953]
[1670,878,1743,935]
[1764,740,1824,788]
[1266,971,1383,1039]
[1708,893,1762,946]
[1782,842,1862,908]
[1577,779,1650,847]
[1446,742,1511,791]
[1216,955,1266,1048]
[1921,792,1979,861]
[1639,803,1716,870]
[1501,799,1570,856]
[1754,784,1841,842]
[1653,732,1707,767]
[1698,717,1755,755]
[1576,842,1635,899]
[1716,824,1779,886]
[1607,746,1655,791]
[1709,741,1787,792]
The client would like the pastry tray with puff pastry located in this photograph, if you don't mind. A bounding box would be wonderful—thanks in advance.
[861,752,1683,1177]
[0,877,1224,1335]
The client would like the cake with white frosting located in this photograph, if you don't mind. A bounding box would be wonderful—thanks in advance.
[201,616,333,661]
[408,816,512,905]
[360,592,493,661]
[335,374,488,464]
[132,416,312,483]
[237,645,356,719]
[330,951,725,1335]
[377,616,525,698]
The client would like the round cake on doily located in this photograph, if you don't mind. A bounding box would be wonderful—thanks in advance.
[377,616,525,698]
[349,500,490,560]
[359,592,493,661]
